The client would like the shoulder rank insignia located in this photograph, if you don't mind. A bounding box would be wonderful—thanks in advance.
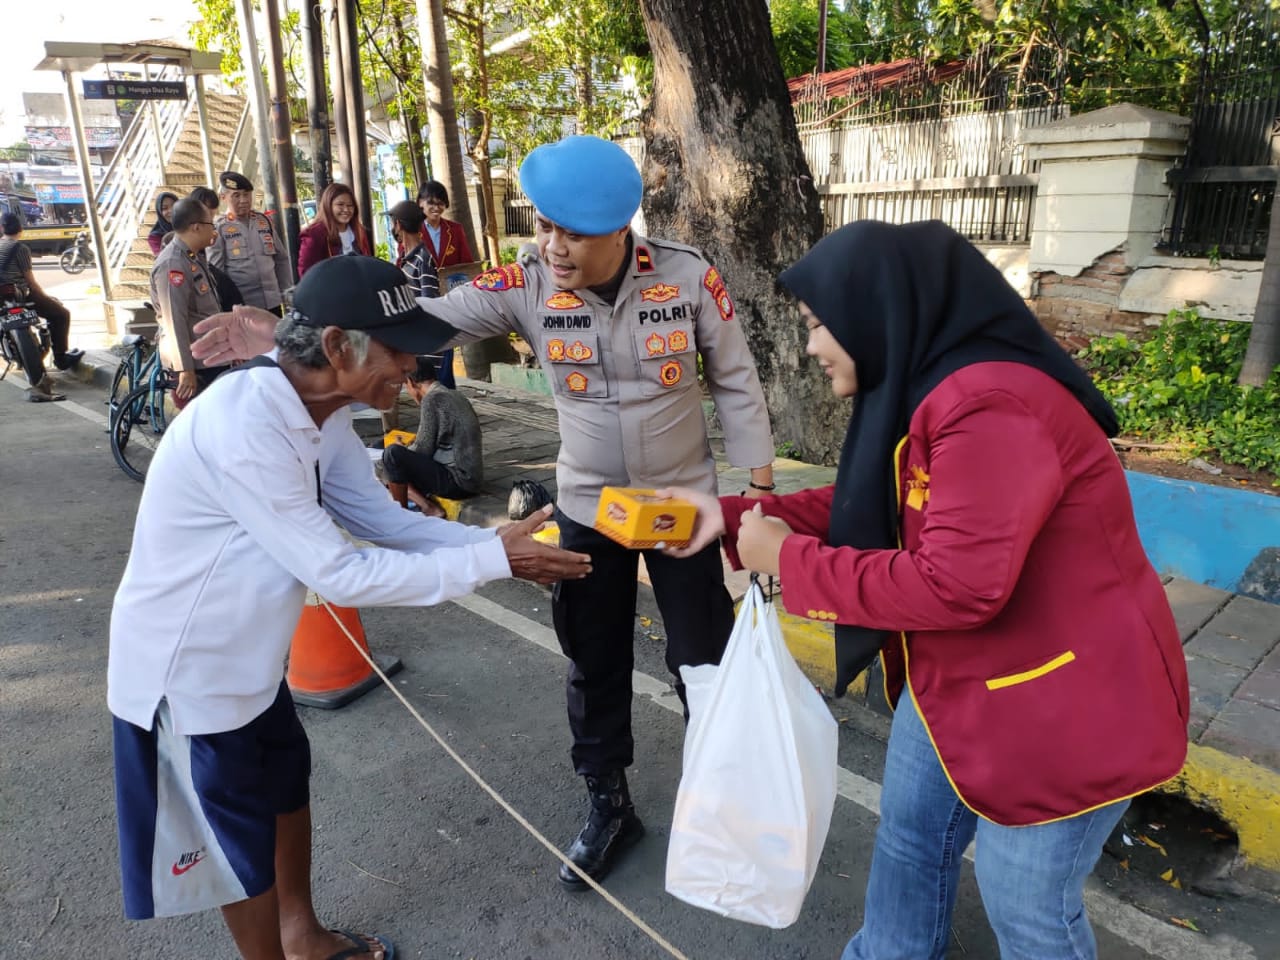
[640,282,679,303]
[645,332,667,357]
[659,360,682,387]
[635,245,655,273]
[168,270,185,287]
[702,266,735,321]
[905,465,931,511]
[565,371,589,393]
[667,330,689,352]
[545,291,585,310]
[473,264,525,292]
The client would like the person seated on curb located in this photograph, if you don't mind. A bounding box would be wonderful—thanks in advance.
[382,356,483,516]
[108,255,591,960]
[0,212,83,400]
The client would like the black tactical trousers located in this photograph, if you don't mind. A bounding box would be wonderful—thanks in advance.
[552,508,736,776]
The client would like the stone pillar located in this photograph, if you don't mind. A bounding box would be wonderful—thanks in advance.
[1022,103,1190,275]
[1020,104,1190,335]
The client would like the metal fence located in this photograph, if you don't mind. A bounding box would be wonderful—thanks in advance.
[794,51,1066,243]
[1164,6,1280,259]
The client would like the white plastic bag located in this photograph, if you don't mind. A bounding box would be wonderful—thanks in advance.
[666,582,838,928]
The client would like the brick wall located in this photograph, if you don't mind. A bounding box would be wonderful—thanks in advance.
[1030,250,1162,337]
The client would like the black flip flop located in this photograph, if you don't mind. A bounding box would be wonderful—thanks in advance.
[27,390,67,403]
[326,929,396,960]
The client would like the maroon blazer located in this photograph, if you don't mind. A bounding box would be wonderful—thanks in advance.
[418,217,474,268]
[721,362,1189,825]
[297,220,371,277]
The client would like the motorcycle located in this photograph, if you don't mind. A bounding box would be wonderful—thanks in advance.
[59,231,95,275]
[0,281,51,387]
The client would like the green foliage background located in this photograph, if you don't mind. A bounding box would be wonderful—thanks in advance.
[1081,311,1280,481]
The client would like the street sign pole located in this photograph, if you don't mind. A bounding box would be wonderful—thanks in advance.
[62,69,115,332]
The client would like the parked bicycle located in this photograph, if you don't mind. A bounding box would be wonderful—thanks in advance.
[109,340,172,483]
[59,231,95,275]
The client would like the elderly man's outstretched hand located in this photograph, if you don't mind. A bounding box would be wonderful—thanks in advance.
[191,305,279,365]
[498,505,592,585]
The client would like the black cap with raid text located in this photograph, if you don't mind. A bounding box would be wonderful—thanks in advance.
[290,255,457,356]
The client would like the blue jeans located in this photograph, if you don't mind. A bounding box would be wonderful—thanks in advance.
[843,695,1128,960]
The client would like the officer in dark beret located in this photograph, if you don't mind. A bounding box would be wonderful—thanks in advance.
[209,171,292,315]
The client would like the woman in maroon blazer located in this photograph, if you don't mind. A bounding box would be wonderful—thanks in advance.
[297,183,371,277]
[416,180,474,272]
[665,221,1188,960]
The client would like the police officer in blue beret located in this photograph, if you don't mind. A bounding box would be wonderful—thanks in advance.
[432,136,778,889]
[187,136,778,891]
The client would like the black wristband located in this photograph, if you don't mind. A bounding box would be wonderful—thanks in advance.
[748,481,776,492]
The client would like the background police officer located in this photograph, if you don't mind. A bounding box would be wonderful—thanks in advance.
[209,171,292,315]
[150,199,224,403]
[429,136,777,890]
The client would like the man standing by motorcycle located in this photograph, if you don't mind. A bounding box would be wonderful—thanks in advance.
[0,213,83,400]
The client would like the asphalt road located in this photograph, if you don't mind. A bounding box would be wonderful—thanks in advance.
[0,373,1269,959]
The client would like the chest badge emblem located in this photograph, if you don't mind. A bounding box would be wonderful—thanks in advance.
[565,340,594,362]
[640,283,679,303]
[545,291,585,310]
[645,332,667,357]
[659,360,682,387]
[667,330,689,352]
[565,371,589,393]
[546,338,567,362]
[905,465,931,511]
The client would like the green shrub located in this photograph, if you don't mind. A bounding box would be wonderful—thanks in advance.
[1078,309,1280,480]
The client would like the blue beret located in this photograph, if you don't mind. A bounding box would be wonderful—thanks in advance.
[518,136,641,236]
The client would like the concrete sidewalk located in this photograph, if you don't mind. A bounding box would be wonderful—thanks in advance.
[61,302,1280,884]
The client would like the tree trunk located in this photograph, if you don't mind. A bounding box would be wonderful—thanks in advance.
[638,0,843,463]
[466,21,502,265]
[416,0,479,257]
[1241,199,1280,386]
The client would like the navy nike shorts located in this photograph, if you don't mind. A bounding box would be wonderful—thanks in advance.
[112,682,311,919]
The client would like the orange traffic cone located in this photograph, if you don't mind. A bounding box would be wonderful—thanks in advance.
[286,597,403,709]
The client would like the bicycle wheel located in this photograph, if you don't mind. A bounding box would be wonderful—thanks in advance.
[108,358,137,415]
[111,383,167,482]
[60,249,86,275]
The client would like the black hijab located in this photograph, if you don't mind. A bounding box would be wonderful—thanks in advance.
[778,220,1117,696]
[149,192,179,243]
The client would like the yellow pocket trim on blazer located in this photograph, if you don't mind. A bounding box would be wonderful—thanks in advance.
[985,651,1076,691]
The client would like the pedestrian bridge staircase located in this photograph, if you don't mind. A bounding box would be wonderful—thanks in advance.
[97,88,249,305]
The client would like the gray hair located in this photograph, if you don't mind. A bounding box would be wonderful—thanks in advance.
[274,314,372,368]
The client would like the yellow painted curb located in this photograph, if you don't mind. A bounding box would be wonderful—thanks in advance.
[1159,742,1280,872]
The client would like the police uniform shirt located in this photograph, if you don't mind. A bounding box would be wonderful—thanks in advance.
[426,236,775,526]
[150,236,223,373]
[208,209,292,311]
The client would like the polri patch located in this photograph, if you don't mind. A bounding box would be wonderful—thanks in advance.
[168,270,185,287]
[702,266,734,321]
[473,264,525,292]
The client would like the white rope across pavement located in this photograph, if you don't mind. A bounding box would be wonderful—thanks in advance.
[319,600,694,960]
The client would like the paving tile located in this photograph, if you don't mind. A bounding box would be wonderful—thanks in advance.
[1185,595,1280,670]
[1164,577,1233,642]
[1184,653,1247,720]
[1200,699,1280,772]
[1236,645,1280,710]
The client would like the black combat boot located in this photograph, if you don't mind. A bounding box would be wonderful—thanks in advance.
[557,769,645,890]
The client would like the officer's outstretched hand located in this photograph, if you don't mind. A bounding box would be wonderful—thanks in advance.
[499,505,592,585]
[191,305,279,366]
[656,487,726,558]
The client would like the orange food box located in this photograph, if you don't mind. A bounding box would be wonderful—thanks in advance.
[593,487,697,549]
